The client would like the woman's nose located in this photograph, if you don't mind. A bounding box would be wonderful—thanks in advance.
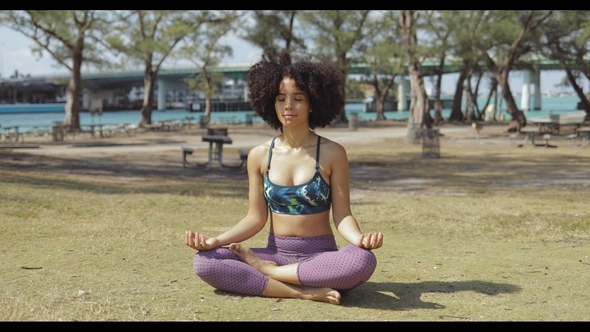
[285,98,293,109]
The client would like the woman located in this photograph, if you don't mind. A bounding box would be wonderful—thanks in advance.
[185,51,383,305]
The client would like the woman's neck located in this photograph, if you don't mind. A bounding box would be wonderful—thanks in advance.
[279,127,316,149]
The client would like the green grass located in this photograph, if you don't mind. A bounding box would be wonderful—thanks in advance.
[1,133,589,321]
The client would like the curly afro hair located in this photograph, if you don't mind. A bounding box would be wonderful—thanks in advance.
[247,50,345,131]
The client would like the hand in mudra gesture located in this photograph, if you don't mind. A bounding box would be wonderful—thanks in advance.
[185,230,220,251]
[357,232,383,250]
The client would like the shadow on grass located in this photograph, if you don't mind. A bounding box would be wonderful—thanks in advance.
[0,151,249,197]
[341,280,521,310]
[348,150,590,190]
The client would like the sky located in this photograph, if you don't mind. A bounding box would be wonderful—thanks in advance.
[0,26,581,97]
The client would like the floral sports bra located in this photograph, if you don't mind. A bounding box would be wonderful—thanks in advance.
[263,136,331,215]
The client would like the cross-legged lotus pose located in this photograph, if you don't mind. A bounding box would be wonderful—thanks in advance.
[185,50,383,305]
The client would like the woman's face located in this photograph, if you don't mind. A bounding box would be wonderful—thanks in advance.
[275,77,311,129]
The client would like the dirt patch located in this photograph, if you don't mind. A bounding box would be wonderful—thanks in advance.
[2,121,588,190]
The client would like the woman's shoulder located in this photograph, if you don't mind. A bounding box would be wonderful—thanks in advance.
[319,136,346,154]
[248,137,275,158]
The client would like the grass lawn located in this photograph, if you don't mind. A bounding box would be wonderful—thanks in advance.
[1,124,589,321]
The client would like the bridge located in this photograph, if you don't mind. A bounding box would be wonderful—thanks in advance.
[0,57,585,112]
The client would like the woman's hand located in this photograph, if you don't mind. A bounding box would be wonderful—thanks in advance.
[185,230,220,251]
[357,232,384,250]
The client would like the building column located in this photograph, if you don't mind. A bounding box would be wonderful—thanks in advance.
[532,70,541,110]
[397,78,410,111]
[521,70,532,112]
[82,89,91,109]
[157,79,168,111]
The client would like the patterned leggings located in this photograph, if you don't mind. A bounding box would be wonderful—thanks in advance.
[192,233,377,296]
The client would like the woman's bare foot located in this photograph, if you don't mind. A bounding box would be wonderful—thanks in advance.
[262,278,342,305]
[229,243,277,273]
[300,286,341,305]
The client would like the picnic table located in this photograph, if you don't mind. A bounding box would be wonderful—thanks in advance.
[567,126,590,148]
[201,134,233,171]
[529,111,586,135]
[181,127,248,171]
[2,126,24,143]
[511,126,555,148]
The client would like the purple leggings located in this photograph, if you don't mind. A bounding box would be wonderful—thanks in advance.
[192,233,377,296]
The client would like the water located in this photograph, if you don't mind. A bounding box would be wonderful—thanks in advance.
[0,97,582,132]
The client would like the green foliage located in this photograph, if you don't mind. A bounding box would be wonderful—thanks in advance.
[185,72,224,98]
[537,11,590,78]
[104,10,202,71]
[345,77,365,100]
[241,10,306,56]
[1,10,112,72]
[175,11,240,102]
[298,10,371,65]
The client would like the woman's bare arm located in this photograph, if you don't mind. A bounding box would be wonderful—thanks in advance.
[186,144,270,250]
[329,143,383,250]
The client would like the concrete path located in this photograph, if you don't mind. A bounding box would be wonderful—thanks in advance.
[10,124,480,156]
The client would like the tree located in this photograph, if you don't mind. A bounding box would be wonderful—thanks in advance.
[423,10,457,124]
[105,10,209,127]
[176,11,240,125]
[240,10,306,57]
[469,10,552,132]
[536,10,590,120]
[1,10,111,130]
[399,10,433,144]
[363,10,403,121]
[444,11,487,123]
[299,10,371,124]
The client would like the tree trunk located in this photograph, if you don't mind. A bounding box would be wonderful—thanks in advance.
[333,53,348,125]
[465,70,474,121]
[492,83,499,121]
[203,68,212,124]
[375,96,385,120]
[563,65,590,120]
[433,54,445,124]
[400,10,432,144]
[63,42,83,131]
[496,70,526,131]
[64,76,81,131]
[140,66,157,126]
[448,66,466,122]
[472,72,483,119]
[373,68,394,121]
[481,78,497,121]
[407,62,431,127]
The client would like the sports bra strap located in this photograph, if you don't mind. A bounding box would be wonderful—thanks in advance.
[267,136,321,171]
[315,135,321,170]
[267,137,276,171]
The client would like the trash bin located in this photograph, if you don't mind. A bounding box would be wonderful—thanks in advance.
[51,121,64,141]
[245,113,253,126]
[349,112,358,131]
[199,116,207,129]
[421,128,440,158]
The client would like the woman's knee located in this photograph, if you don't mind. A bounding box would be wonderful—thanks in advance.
[343,245,377,274]
[192,249,231,277]
[297,246,377,290]
[192,249,268,295]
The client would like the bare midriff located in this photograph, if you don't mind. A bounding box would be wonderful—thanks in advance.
[269,210,333,237]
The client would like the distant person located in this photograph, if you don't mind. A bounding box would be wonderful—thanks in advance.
[185,50,383,305]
